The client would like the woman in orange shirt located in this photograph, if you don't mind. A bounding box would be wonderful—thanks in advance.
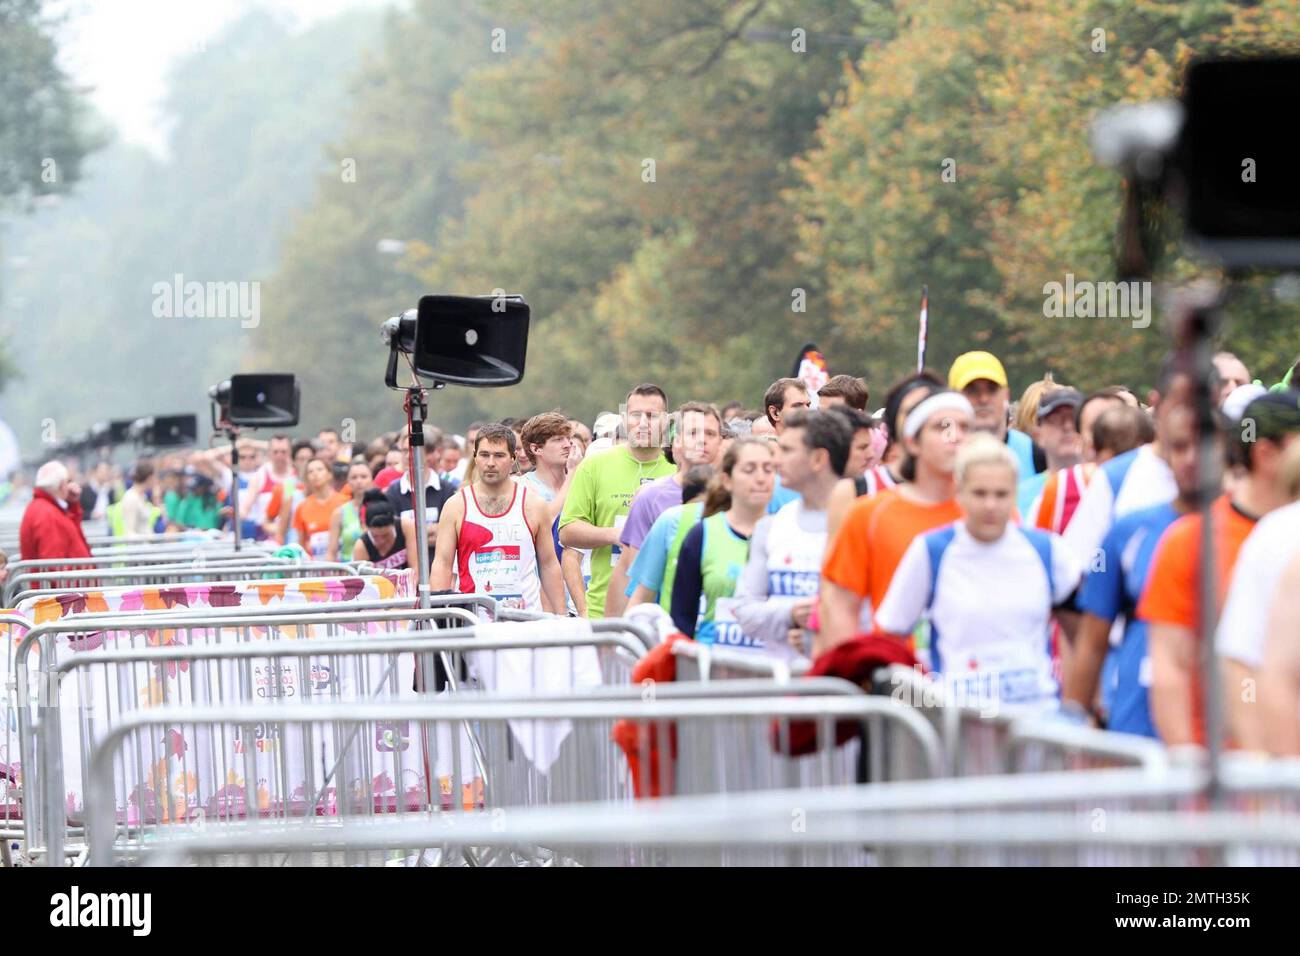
[294,458,350,560]
[818,391,973,654]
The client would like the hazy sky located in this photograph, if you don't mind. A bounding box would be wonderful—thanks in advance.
[53,0,401,156]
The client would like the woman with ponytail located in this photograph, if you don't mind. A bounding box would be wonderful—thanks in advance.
[669,438,775,645]
[353,489,408,569]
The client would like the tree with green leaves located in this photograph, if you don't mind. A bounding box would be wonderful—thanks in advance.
[797,0,1300,396]
[0,7,383,447]
[0,0,99,389]
[0,0,96,204]
[406,0,878,425]
[246,0,507,438]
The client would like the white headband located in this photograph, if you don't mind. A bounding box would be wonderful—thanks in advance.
[902,392,974,440]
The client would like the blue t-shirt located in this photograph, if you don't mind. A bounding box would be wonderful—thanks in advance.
[767,475,800,514]
[1077,502,1181,738]
[625,504,684,598]
[1017,470,1049,520]
[1007,428,1039,479]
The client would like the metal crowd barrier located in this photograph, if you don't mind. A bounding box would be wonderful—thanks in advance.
[126,672,873,869]
[12,600,653,862]
[84,694,944,865]
[9,599,475,856]
[2,595,445,834]
[80,543,278,571]
[664,647,1162,780]
[133,760,1300,868]
[3,534,249,565]
[3,552,284,605]
[8,549,276,574]
[8,598,425,847]
[671,641,811,683]
[2,530,232,559]
[872,664,1167,776]
[41,625,644,864]
[85,532,227,551]
[4,531,269,558]
[7,561,354,606]
[86,536,263,555]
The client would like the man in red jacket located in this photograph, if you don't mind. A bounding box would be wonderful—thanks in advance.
[19,461,92,563]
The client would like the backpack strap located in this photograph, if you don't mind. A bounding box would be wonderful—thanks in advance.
[853,474,869,498]
[921,524,959,674]
[922,524,959,612]
[1100,448,1139,511]
[1018,526,1056,602]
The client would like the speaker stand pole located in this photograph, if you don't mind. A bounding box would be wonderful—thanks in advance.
[228,426,242,553]
[406,386,432,612]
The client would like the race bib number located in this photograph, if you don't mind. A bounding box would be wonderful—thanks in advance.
[767,569,819,598]
[699,597,764,650]
[475,546,523,604]
[945,642,1056,708]
[307,530,330,560]
[947,667,1052,708]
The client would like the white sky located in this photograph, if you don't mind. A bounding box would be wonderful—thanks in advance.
[53,0,400,156]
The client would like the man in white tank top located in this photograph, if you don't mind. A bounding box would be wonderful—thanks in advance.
[431,424,565,613]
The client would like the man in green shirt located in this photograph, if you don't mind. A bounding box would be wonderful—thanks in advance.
[560,383,675,618]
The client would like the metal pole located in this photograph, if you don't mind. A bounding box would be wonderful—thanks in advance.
[229,427,242,552]
[407,389,431,613]
[1191,304,1223,809]
[1175,289,1223,809]
[43,703,65,866]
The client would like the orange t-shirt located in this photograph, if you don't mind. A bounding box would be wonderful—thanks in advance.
[266,483,285,521]
[1136,494,1257,745]
[822,488,963,612]
[293,491,350,557]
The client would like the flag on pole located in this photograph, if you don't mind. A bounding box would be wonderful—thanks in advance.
[791,343,829,409]
[916,286,929,373]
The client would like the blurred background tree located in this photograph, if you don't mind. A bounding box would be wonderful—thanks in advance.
[0,5,383,446]
[0,0,100,389]
[3,0,1299,453]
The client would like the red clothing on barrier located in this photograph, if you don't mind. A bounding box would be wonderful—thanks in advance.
[18,489,92,564]
[612,634,691,798]
[778,632,917,756]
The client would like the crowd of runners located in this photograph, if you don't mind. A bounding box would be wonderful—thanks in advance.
[17,346,1300,756]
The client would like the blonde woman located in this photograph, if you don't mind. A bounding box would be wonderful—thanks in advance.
[874,434,1081,713]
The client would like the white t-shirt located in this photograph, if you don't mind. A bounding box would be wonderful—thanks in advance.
[732,499,827,658]
[876,522,1081,708]
[1063,443,1176,566]
[1217,499,1300,669]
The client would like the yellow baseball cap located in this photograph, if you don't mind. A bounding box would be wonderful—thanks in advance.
[948,351,1009,391]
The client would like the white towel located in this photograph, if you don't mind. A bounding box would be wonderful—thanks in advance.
[470,619,603,773]
[621,603,677,644]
